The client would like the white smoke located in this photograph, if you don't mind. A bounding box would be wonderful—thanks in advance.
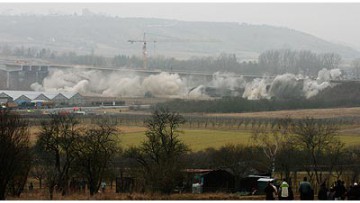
[188,85,209,99]
[32,69,188,97]
[30,82,45,92]
[188,72,246,97]
[32,68,341,100]
[210,72,246,90]
[242,68,341,100]
[269,74,304,99]
[317,68,342,82]
[330,68,342,80]
[303,79,330,99]
[242,78,271,100]
[142,72,187,96]
[102,76,143,97]
[317,68,331,82]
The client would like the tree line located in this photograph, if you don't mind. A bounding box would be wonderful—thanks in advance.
[156,94,360,114]
[0,44,351,76]
[1,108,360,199]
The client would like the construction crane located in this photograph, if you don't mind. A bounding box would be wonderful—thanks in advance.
[128,32,221,69]
[128,33,156,70]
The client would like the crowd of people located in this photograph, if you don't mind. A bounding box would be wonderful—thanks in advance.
[265,177,360,200]
[318,179,360,200]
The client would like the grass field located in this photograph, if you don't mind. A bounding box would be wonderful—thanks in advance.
[120,128,252,151]
[118,126,360,151]
[28,106,360,151]
[29,125,360,152]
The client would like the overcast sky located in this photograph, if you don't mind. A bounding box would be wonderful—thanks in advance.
[1,2,360,50]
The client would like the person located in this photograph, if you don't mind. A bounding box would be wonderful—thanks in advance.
[28,182,34,192]
[318,182,328,200]
[288,185,294,200]
[264,181,277,200]
[251,187,257,195]
[328,184,336,200]
[278,179,290,200]
[299,177,313,200]
[347,182,360,200]
[101,181,106,193]
[333,180,346,200]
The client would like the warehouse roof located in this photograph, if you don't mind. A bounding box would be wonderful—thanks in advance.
[0,90,79,101]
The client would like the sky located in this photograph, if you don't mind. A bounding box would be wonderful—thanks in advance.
[1,2,360,50]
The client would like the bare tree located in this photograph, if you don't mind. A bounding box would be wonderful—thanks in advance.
[320,53,341,70]
[126,108,189,194]
[35,114,81,199]
[291,117,342,187]
[259,50,281,74]
[29,163,46,189]
[0,109,31,200]
[73,122,119,196]
[210,144,254,190]
[351,58,360,79]
[251,117,292,177]
[276,145,302,182]
[346,146,360,184]
[296,50,320,75]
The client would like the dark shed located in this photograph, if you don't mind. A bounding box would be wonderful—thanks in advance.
[187,169,235,193]
[201,169,235,193]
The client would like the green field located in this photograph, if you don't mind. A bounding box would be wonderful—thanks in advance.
[338,134,360,146]
[120,128,252,152]
[119,127,360,152]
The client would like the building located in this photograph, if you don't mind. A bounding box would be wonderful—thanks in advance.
[0,90,127,108]
[184,169,235,193]
[0,90,83,107]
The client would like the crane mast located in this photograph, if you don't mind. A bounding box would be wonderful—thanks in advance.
[128,33,155,70]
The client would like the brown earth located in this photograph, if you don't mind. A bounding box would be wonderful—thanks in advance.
[8,189,301,200]
[206,107,360,119]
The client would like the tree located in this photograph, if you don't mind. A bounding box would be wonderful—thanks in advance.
[0,109,31,200]
[351,58,360,79]
[345,146,360,184]
[73,122,119,196]
[210,144,255,190]
[251,117,292,177]
[29,157,47,189]
[296,50,320,75]
[258,50,280,74]
[291,117,342,187]
[126,108,189,194]
[275,144,302,182]
[320,53,341,70]
[35,114,81,199]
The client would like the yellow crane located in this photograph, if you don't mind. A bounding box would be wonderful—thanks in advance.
[128,32,220,70]
[128,32,156,70]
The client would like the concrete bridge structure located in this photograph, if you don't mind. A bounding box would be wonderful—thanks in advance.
[0,60,260,91]
[0,61,49,90]
[0,59,357,91]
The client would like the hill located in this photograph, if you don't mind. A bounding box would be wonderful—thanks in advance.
[0,15,359,60]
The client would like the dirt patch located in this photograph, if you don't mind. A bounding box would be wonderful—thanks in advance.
[116,126,146,133]
[206,107,360,119]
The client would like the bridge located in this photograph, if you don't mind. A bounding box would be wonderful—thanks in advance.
[1,59,358,91]
[1,61,265,87]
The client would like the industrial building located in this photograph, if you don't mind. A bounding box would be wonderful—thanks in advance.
[0,90,83,107]
[0,90,130,109]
